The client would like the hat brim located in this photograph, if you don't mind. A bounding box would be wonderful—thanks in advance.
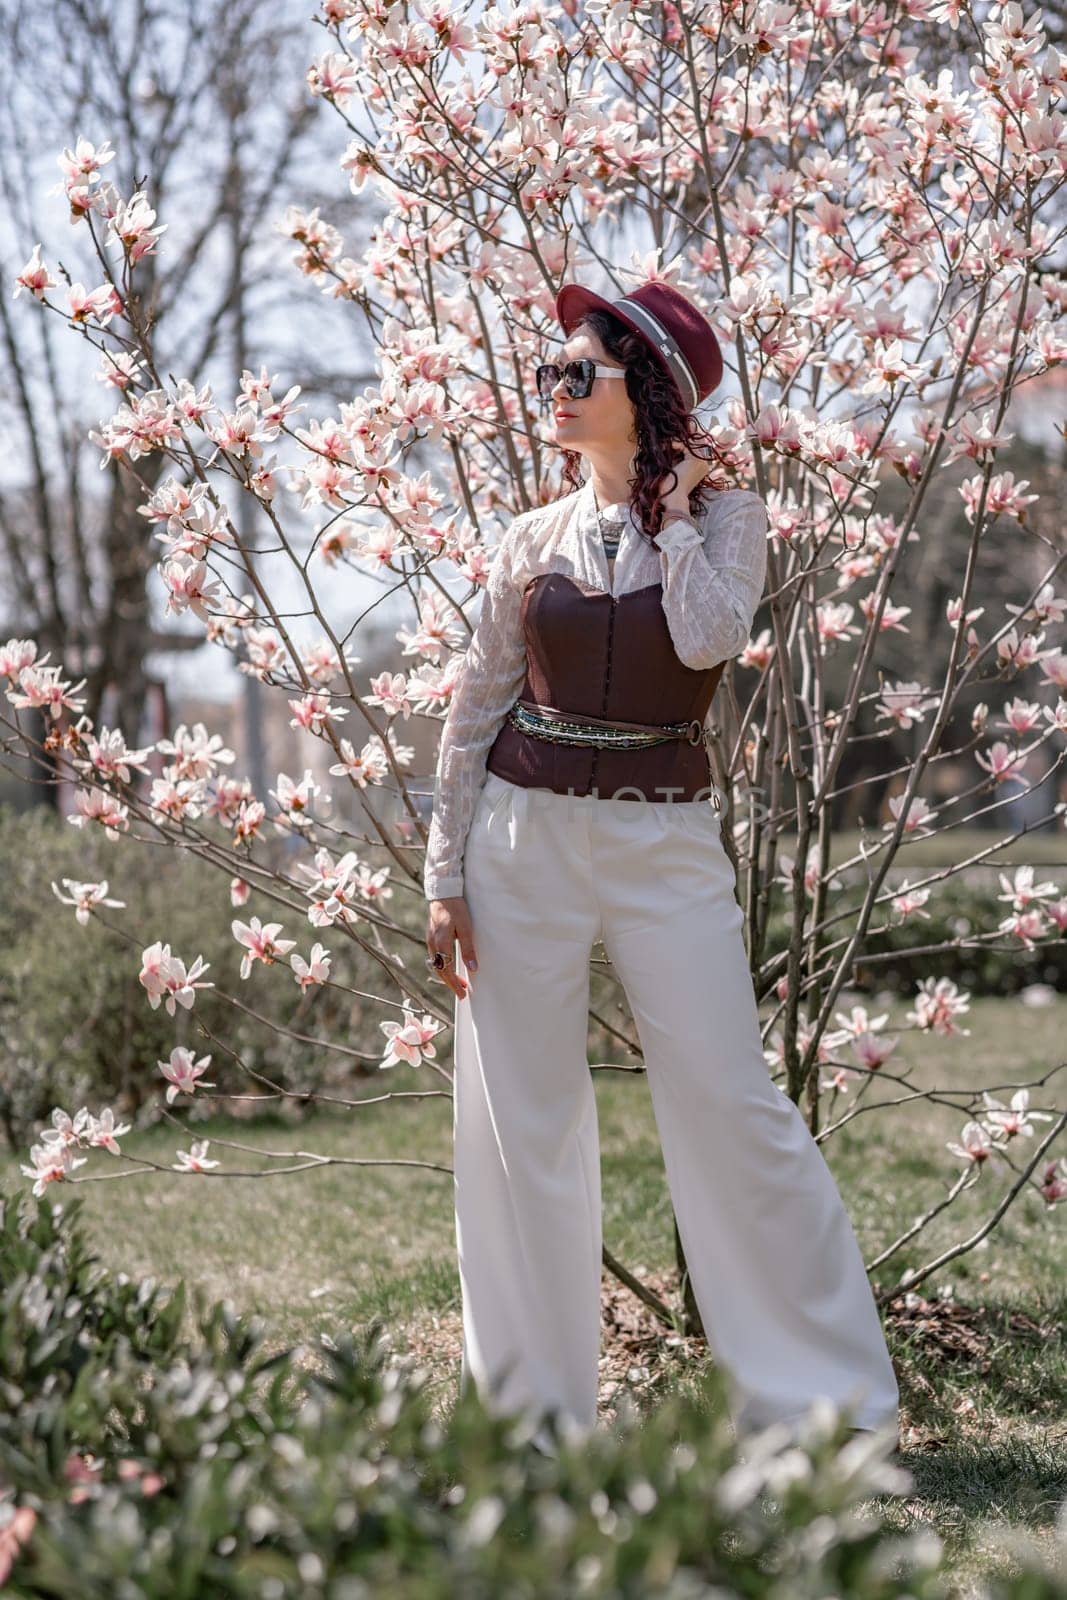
[556,283,619,335]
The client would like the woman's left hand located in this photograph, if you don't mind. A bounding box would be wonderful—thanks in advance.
[661,447,711,511]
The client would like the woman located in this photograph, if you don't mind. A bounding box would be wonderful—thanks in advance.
[423,280,900,1453]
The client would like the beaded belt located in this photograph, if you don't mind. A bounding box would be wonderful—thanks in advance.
[508,697,708,749]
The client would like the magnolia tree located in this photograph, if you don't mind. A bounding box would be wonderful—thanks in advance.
[4,0,1067,1329]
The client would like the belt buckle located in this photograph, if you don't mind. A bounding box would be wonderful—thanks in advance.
[685,718,704,746]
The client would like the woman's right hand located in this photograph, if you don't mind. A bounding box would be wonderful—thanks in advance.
[426,896,478,1000]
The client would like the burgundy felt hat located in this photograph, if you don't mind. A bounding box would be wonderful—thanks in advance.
[555,279,724,410]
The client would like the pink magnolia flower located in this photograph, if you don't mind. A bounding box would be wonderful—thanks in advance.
[819,1064,864,1094]
[859,338,927,395]
[851,1031,899,1070]
[291,943,332,990]
[403,659,454,716]
[1043,656,1067,694]
[288,692,348,734]
[328,737,390,785]
[396,589,464,664]
[230,876,251,907]
[172,1140,219,1173]
[96,348,145,390]
[159,1047,216,1105]
[148,775,203,823]
[379,1009,443,1069]
[891,880,932,920]
[996,696,1042,734]
[1044,897,1067,933]
[20,1141,87,1196]
[299,849,361,927]
[738,630,774,672]
[875,680,940,730]
[1040,1158,1067,1206]
[8,663,87,719]
[207,401,276,462]
[997,907,1048,948]
[301,636,360,686]
[0,638,37,678]
[86,1108,132,1154]
[39,1105,92,1149]
[996,627,1049,672]
[107,189,167,261]
[13,242,56,301]
[946,1120,996,1165]
[50,878,126,925]
[138,941,214,1016]
[340,137,378,195]
[306,51,360,104]
[233,798,266,844]
[355,521,404,566]
[365,671,412,718]
[832,1004,890,1039]
[353,863,394,903]
[946,596,984,631]
[270,769,321,824]
[68,786,130,840]
[858,593,912,633]
[171,378,216,426]
[907,975,972,1037]
[239,362,286,406]
[815,600,861,645]
[244,627,286,679]
[92,389,183,463]
[980,1088,1055,1143]
[775,854,823,897]
[293,414,355,465]
[317,520,360,566]
[944,409,1014,465]
[885,792,936,834]
[960,469,1038,525]
[232,916,297,979]
[255,387,304,441]
[162,557,222,622]
[297,846,357,895]
[75,724,153,784]
[206,775,253,823]
[55,134,116,187]
[66,281,122,327]
[1006,582,1066,628]
[996,864,1058,911]
[974,740,1027,784]
[156,721,235,780]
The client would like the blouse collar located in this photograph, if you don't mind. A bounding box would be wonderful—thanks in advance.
[581,476,641,531]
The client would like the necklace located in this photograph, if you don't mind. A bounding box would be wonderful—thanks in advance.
[593,492,627,560]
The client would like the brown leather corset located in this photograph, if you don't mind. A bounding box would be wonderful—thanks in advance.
[485,572,726,802]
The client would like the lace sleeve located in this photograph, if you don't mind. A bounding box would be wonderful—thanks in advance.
[423,523,528,900]
[653,490,769,670]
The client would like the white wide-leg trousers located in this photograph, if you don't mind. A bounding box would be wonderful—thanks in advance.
[450,770,900,1442]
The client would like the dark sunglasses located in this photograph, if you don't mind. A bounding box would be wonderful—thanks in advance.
[535,358,628,401]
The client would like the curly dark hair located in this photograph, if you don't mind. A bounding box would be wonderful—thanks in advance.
[555,308,731,546]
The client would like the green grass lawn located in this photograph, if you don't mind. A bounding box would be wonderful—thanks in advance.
[4,992,1064,1596]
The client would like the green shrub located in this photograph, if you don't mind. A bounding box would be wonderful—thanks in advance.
[0,805,396,1153]
[1,1184,1064,1596]
[763,875,1067,998]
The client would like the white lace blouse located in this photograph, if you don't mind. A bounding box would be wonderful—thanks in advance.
[423,476,769,900]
